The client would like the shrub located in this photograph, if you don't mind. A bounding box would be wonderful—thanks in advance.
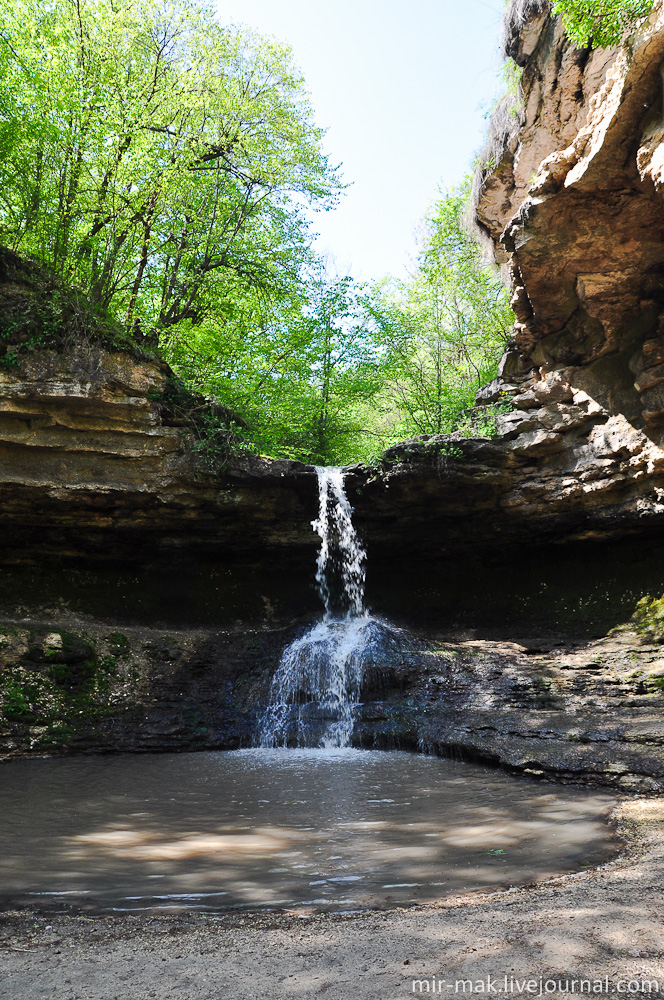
[552,0,654,48]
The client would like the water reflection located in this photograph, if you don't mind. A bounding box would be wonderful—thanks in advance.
[0,749,617,912]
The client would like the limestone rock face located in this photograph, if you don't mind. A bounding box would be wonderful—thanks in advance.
[0,346,317,565]
[347,366,664,557]
[2,338,664,569]
[8,0,664,570]
[477,1,664,431]
[344,0,664,557]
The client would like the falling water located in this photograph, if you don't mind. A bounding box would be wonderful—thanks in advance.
[259,467,385,748]
[312,467,366,620]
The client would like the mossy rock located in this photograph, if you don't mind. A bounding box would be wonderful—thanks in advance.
[632,595,664,642]
[0,246,146,369]
[0,666,65,723]
[105,632,130,659]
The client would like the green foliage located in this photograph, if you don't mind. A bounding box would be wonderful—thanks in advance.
[0,667,59,722]
[454,410,500,438]
[0,0,340,342]
[363,179,514,451]
[0,248,135,370]
[454,399,515,438]
[0,0,513,466]
[106,632,130,659]
[632,594,664,642]
[153,372,255,469]
[190,413,254,470]
[438,442,465,460]
[0,626,125,734]
[164,267,385,464]
[167,180,514,466]
[3,679,32,720]
[552,0,654,47]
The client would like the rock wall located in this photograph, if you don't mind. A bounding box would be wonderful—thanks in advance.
[6,6,664,783]
[477,1,664,426]
[0,346,317,567]
[3,606,664,795]
[347,1,664,558]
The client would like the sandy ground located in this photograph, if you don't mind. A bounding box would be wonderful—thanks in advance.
[1,800,664,1000]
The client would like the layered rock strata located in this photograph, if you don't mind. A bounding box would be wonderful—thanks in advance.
[3,608,664,794]
[346,0,664,557]
[4,341,664,565]
[477,0,664,429]
[0,347,317,565]
[348,362,664,555]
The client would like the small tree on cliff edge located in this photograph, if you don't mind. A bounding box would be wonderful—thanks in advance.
[552,0,654,48]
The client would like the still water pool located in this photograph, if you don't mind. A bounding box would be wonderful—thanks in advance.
[0,749,617,913]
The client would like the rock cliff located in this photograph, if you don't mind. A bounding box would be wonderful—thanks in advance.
[476,0,664,431]
[6,3,664,785]
[9,0,664,574]
[4,604,664,795]
[0,343,317,567]
[348,0,664,558]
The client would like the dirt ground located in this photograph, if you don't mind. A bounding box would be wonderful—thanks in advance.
[1,799,663,1000]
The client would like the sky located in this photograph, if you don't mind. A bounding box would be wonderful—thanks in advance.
[216,0,507,283]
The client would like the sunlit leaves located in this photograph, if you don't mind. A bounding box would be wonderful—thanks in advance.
[552,0,654,48]
[163,266,384,465]
[0,0,341,332]
[364,179,514,441]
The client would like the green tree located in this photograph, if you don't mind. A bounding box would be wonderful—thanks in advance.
[295,272,384,463]
[552,0,654,48]
[164,267,384,464]
[365,181,513,442]
[0,0,341,337]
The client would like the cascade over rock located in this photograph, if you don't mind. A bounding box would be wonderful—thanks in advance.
[6,5,664,794]
[259,467,400,749]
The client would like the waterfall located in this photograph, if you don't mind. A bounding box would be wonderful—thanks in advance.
[312,466,366,620]
[259,466,377,749]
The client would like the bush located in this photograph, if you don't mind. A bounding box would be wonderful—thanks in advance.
[3,680,32,720]
[552,0,654,48]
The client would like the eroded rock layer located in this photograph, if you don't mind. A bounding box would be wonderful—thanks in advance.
[6,5,664,782]
[477,0,664,428]
[0,346,317,565]
[4,603,664,795]
[346,0,664,558]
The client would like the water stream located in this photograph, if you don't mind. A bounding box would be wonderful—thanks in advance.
[259,466,387,748]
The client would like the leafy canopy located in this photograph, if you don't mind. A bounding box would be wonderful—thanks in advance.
[552,0,655,48]
[164,265,385,465]
[0,0,514,466]
[165,181,514,465]
[364,180,514,445]
[0,0,341,334]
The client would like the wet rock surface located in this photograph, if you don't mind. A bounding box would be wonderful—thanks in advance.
[3,604,664,794]
[356,623,664,795]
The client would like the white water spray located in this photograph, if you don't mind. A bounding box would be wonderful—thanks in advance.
[259,467,377,748]
[312,467,366,620]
